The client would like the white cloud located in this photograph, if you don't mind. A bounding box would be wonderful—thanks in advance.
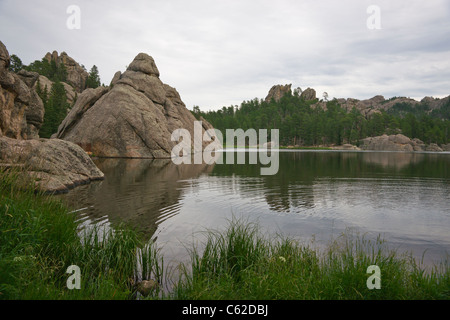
[0,0,448,110]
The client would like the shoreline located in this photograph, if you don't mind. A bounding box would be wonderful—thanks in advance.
[1,168,449,300]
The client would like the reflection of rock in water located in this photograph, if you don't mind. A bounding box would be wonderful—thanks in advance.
[360,152,425,170]
[59,158,214,240]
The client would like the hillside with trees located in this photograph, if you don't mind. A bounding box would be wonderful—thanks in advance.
[192,88,450,148]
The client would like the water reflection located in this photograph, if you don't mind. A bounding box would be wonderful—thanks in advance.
[208,151,449,214]
[60,158,215,239]
[58,151,450,266]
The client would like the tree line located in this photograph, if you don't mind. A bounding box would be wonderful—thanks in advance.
[9,54,102,138]
[192,91,450,147]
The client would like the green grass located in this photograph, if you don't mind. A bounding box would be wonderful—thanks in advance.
[1,169,449,300]
[0,168,163,300]
[172,218,450,300]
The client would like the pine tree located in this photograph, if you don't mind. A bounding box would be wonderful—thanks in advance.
[86,65,101,88]
[8,54,23,73]
[39,82,69,138]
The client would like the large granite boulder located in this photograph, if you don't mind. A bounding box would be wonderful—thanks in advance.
[0,136,104,193]
[54,53,220,159]
[360,134,414,151]
[360,134,444,152]
[300,87,317,101]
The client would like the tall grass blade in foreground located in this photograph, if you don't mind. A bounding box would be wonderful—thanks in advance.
[0,168,162,299]
[173,218,449,300]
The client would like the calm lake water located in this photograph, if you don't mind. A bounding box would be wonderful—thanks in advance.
[58,151,450,267]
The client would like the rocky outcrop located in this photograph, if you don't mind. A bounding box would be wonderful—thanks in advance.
[313,94,450,118]
[0,136,104,193]
[0,42,44,139]
[0,41,104,193]
[44,51,89,93]
[265,84,292,103]
[360,134,444,152]
[300,87,317,101]
[425,143,443,152]
[54,53,220,159]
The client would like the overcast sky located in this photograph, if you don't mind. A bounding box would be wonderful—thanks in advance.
[1,0,449,111]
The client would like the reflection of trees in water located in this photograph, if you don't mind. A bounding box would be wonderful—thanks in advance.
[212,151,449,214]
[59,152,449,239]
[59,159,214,240]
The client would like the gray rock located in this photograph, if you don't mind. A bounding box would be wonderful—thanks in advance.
[360,134,443,152]
[0,41,44,140]
[425,143,443,152]
[0,136,104,194]
[389,134,411,145]
[0,41,9,70]
[110,71,122,87]
[54,53,220,159]
[360,134,412,151]
[300,87,316,101]
[1,41,104,193]
[44,51,89,93]
[136,279,158,296]
[127,53,160,77]
[265,84,292,103]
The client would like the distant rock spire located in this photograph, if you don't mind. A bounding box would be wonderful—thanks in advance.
[265,84,292,103]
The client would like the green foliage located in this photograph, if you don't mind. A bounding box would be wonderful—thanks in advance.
[194,95,450,146]
[174,218,450,300]
[0,169,163,300]
[8,54,23,73]
[39,82,70,138]
[86,65,101,89]
[25,58,68,82]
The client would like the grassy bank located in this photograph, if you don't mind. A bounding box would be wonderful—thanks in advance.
[173,219,449,299]
[1,169,449,300]
[0,169,162,299]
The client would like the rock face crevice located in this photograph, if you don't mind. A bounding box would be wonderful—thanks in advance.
[54,53,219,159]
[0,41,104,194]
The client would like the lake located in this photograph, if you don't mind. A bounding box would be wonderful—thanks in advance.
[58,151,450,268]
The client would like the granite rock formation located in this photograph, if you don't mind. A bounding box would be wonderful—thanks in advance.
[54,53,220,159]
[44,50,89,93]
[360,134,442,152]
[0,136,104,193]
[0,41,104,193]
[265,84,292,103]
[1,42,44,139]
[300,87,317,101]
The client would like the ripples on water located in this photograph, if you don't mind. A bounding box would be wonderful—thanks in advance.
[58,151,450,267]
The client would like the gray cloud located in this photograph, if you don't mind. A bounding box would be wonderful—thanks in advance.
[0,0,448,110]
